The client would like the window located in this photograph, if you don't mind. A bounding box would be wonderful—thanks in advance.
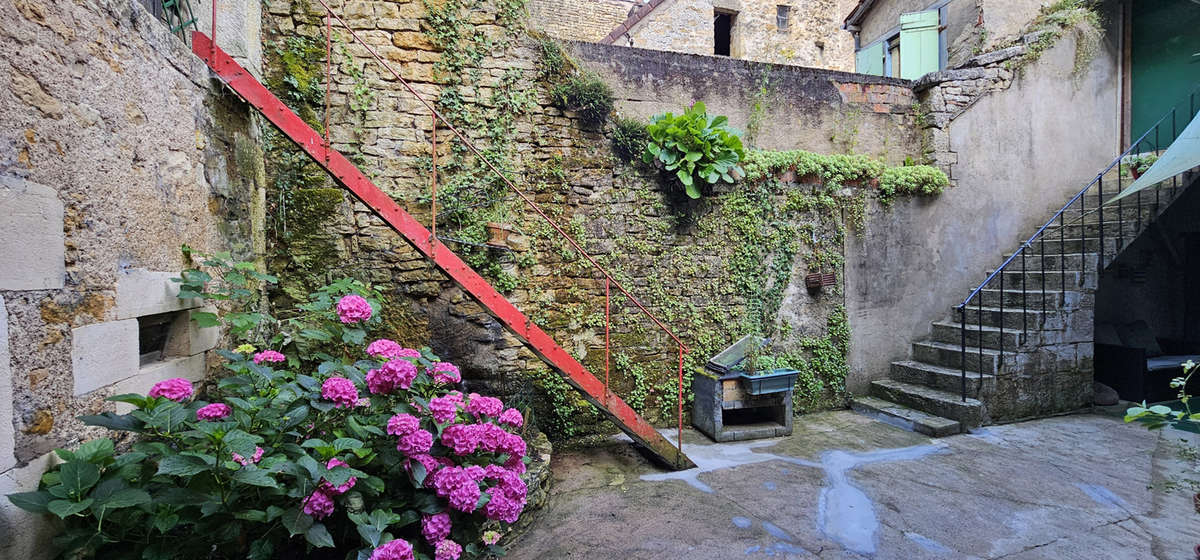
[853,9,943,78]
[714,10,735,56]
[776,5,791,31]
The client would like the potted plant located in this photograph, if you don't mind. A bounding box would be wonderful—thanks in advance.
[1128,154,1158,180]
[736,354,800,395]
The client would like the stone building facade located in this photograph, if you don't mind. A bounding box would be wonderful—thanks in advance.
[0,0,264,556]
[528,0,860,71]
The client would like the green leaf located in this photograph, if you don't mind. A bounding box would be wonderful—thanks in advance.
[685,151,702,162]
[47,498,93,519]
[233,467,279,488]
[676,169,693,186]
[153,511,180,533]
[305,523,335,548]
[59,461,101,497]
[190,311,221,328]
[357,523,383,547]
[281,507,314,536]
[224,429,261,459]
[333,438,363,451]
[685,183,702,199]
[74,439,115,464]
[79,412,144,433]
[94,488,151,513]
[7,490,52,513]
[157,454,209,477]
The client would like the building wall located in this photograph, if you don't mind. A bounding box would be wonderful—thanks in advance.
[527,0,635,42]
[528,0,859,71]
[0,0,264,557]
[844,22,1121,393]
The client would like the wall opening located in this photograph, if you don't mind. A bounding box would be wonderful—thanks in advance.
[714,10,735,56]
[776,5,791,31]
[137,311,181,366]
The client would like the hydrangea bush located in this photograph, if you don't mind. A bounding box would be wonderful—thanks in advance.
[6,251,528,560]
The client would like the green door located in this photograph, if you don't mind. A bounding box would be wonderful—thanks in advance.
[899,10,940,80]
[1131,0,1200,147]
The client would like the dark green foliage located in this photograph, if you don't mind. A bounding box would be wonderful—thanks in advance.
[550,73,615,126]
[643,102,746,199]
[610,117,650,163]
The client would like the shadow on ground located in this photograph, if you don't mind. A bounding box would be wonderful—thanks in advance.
[505,410,1200,559]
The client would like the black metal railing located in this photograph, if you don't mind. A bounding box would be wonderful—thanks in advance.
[953,87,1200,402]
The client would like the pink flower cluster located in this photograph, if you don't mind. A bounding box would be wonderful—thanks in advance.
[148,377,194,402]
[369,538,414,560]
[319,458,357,495]
[321,376,359,408]
[429,393,463,424]
[435,539,462,560]
[366,359,418,394]
[336,294,373,324]
[440,421,525,459]
[366,339,420,360]
[498,407,523,428]
[232,446,264,466]
[422,512,452,544]
[430,362,461,385]
[252,350,286,364]
[303,457,357,520]
[430,465,483,512]
[465,394,503,419]
[196,402,231,421]
[483,468,527,523]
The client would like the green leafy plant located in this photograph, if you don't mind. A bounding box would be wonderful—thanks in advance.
[7,251,530,560]
[610,117,650,163]
[1128,154,1159,177]
[878,165,950,204]
[643,102,746,199]
[1125,360,1199,433]
[550,73,615,126]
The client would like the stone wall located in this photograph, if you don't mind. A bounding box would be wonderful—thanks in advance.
[0,0,264,557]
[529,0,859,71]
[260,0,927,438]
[569,41,918,156]
[527,0,634,42]
[843,14,1121,393]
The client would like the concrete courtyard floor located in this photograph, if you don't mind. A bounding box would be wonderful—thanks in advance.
[506,409,1200,559]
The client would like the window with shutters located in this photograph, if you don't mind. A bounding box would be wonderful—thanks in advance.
[853,8,943,79]
[776,5,791,31]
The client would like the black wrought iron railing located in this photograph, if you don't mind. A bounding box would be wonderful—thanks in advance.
[953,87,1200,402]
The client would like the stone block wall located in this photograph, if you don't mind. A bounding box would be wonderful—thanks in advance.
[528,0,858,71]
[0,0,265,557]
[261,0,925,438]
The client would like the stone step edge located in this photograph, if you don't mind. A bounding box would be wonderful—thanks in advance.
[851,396,962,437]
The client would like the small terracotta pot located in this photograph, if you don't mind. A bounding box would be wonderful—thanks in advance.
[1130,166,1143,180]
[486,222,515,248]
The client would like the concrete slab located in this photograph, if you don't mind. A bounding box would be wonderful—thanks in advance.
[0,176,64,290]
[115,268,201,320]
[0,296,13,472]
[507,411,1200,559]
[71,319,139,396]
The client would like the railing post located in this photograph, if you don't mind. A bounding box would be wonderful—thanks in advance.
[959,306,966,402]
[1098,176,1104,271]
[324,9,332,165]
[677,345,684,457]
[605,278,610,397]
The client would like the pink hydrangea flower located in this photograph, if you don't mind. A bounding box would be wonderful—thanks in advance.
[482,531,501,546]
[475,423,508,453]
[387,413,420,436]
[421,512,452,545]
[435,539,463,560]
[429,395,461,424]
[302,490,335,519]
[431,466,482,512]
[320,458,357,495]
[396,429,433,456]
[441,424,478,455]
[504,454,527,475]
[369,538,415,560]
[466,395,503,419]
[366,339,404,359]
[464,465,486,482]
[232,446,264,466]
[431,362,461,385]
[321,377,359,408]
[484,471,527,523]
[498,408,524,428]
[366,359,418,394]
[196,403,231,421]
[500,432,527,458]
[148,377,193,402]
[336,294,373,324]
[406,453,443,478]
[252,350,286,364]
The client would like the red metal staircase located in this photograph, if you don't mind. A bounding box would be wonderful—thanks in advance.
[191,31,694,470]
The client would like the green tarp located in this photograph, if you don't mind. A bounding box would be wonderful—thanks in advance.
[1108,110,1200,204]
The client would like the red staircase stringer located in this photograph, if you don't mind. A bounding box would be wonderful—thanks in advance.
[192,33,694,470]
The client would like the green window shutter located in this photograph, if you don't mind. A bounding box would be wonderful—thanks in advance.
[899,10,940,80]
[855,41,885,76]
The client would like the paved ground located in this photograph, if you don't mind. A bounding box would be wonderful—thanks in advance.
[506,409,1200,559]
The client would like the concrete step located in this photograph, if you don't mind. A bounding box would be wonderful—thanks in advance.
[1045,220,1141,240]
[960,305,1049,331]
[985,268,1086,291]
[1030,237,1117,255]
[890,359,996,394]
[851,396,962,437]
[869,379,985,426]
[977,288,1067,308]
[912,340,1000,374]
[931,320,1025,350]
[1062,201,1158,223]
[1001,252,1098,271]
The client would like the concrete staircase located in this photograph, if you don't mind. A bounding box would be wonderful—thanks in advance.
[854,170,1190,436]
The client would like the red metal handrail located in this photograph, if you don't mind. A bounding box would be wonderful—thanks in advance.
[209,1,690,452]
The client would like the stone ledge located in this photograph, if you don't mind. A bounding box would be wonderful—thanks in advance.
[72,319,140,397]
[115,268,203,320]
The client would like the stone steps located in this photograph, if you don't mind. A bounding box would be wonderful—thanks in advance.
[869,379,985,427]
[912,340,1000,374]
[977,287,1068,308]
[850,396,962,437]
[960,305,1052,331]
[890,359,996,394]
[931,320,1025,350]
[984,268,1087,291]
[1000,252,1098,271]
